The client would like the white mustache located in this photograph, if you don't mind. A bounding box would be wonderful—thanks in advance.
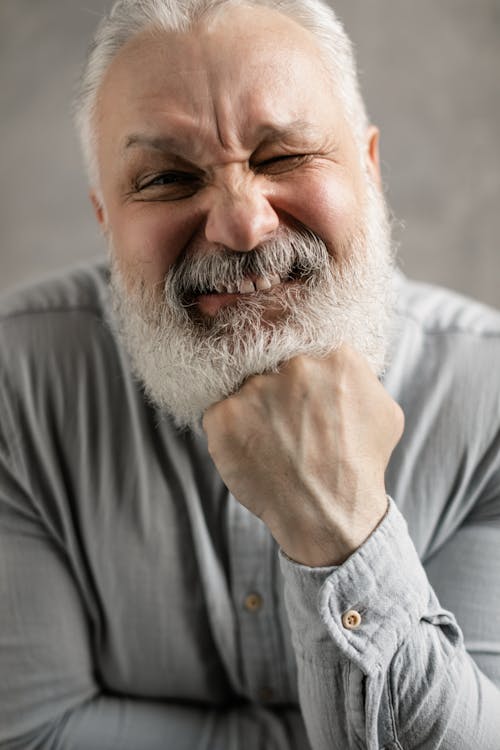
[167,227,331,301]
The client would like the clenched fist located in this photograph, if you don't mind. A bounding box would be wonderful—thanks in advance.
[202,346,404,567]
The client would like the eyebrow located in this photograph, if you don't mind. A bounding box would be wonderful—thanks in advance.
[123,133,188,154]
[122,120,322,157]
[253,121,322,146]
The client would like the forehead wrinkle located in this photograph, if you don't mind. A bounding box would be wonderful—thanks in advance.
[121,116,325,166]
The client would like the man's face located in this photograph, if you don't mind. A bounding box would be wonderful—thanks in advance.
[95,5,377,292]
[92,5,393,428]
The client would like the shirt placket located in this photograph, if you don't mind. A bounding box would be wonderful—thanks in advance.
[225,491,293,705]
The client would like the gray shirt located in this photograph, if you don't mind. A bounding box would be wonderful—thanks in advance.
[0,262,499,749]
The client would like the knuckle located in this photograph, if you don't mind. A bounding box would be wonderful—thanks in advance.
[243,372,265,394]
[331,343,358,368]
[285,354,311,376]
[203,395,236,432]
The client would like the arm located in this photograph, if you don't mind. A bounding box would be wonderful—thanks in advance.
[0,401,298,750]
[203,346,500,748]
[0,500,219,750]
[280,499,500,749]
[0,464,301,750]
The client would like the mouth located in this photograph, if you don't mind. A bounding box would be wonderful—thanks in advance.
[185,271,301,317]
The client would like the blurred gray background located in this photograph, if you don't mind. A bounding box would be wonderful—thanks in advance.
[1,0,499,306]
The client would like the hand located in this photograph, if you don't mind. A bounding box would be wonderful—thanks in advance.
[202,346,404,566]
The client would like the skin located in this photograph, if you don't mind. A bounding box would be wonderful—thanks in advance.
[91,5,404,566]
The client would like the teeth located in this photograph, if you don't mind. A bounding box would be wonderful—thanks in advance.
[212,274,284,295]
[255,276,272,291]
[239,278,256,294]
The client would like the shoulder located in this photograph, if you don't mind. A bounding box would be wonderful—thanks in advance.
[0,260,122,424]
[389,272,500,391]
[0,260,116,368]
[0,259,110,325]
[387,273,500,551]
[394,271,500,340]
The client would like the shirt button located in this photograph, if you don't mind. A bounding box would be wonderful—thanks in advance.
[244,592,263,612]
[342,609,362,630]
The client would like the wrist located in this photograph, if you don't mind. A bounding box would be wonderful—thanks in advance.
[278,493,390,567]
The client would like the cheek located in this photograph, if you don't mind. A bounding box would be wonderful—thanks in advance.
[108,204,199,284]
[275,172,362,257]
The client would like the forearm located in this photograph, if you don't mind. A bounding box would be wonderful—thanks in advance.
[280,499,500,749]
[1,696,303,750]
[292,620,500,749]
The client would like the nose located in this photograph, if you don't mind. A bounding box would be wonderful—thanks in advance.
[204,174,279,251]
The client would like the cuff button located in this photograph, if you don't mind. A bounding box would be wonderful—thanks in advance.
[342,609,362,630]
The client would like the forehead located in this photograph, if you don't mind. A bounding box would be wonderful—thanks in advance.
[96,5,343,156]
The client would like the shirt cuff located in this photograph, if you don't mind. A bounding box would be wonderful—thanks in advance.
[279,497,462,675]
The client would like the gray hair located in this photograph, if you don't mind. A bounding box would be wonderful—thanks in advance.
[74,0,369,190]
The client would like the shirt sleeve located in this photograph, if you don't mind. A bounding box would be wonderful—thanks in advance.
[0,387,297,750]
[279,497,500,750]
[0,443,300,750]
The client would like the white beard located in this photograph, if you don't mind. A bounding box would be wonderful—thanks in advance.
[110,180,395,430]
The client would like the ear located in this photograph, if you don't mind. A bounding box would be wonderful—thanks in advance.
[365,125,382,190]
[90,190,108,234]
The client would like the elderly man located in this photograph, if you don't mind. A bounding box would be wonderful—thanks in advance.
[0,0,499,748]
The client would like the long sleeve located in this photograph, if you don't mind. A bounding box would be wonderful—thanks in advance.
[0,474,302,750]
[279,498,500,749]
[2,695,297,750]
[0,488,206,749]
[0,437,302,750]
